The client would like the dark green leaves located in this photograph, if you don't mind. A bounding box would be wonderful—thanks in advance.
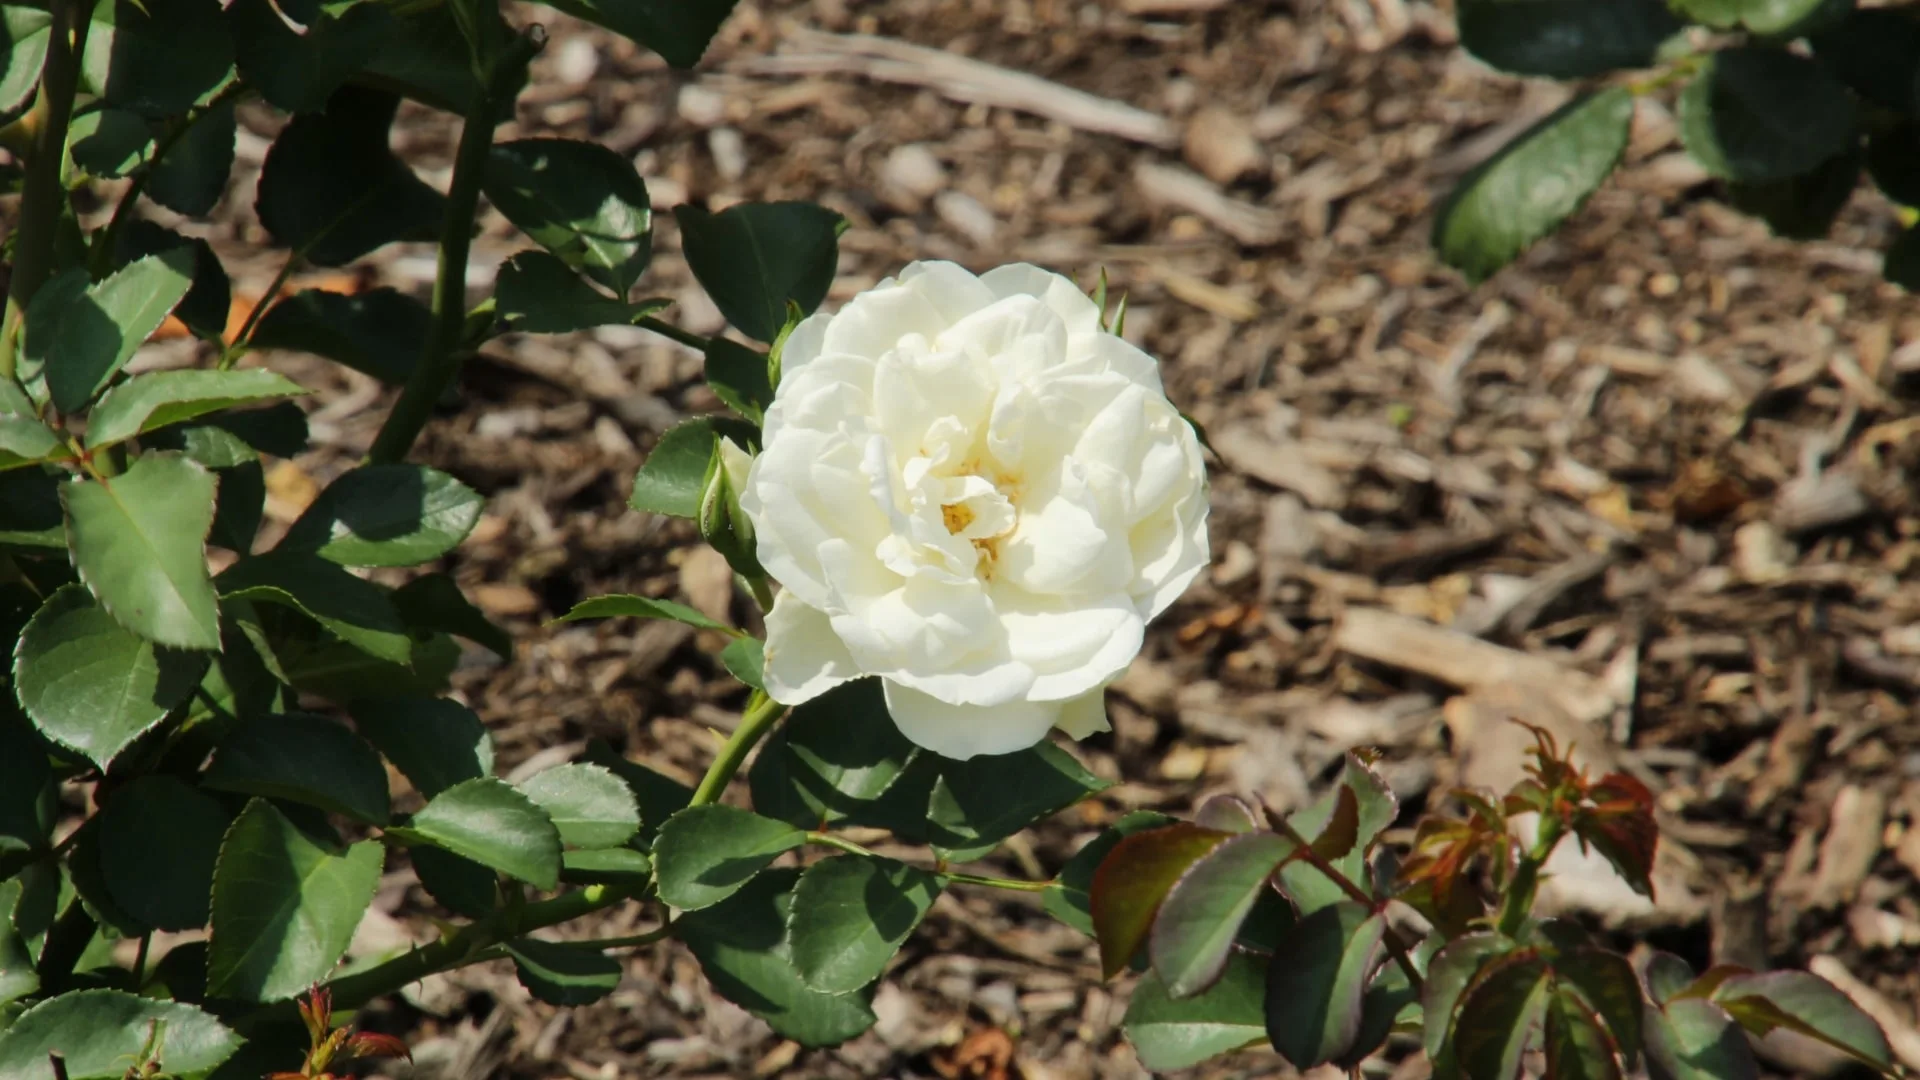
[675,868,877,1046]
[495,250,666,333]
[1678,49,1858,184]
[97,775,229,930]
[249,288,430,385]
[392,778,562,889]
[206,799,385,1002]
[13,585,205,766]
[787,855,942,993]
[148,99,236,217]
[552,592,733,633]
[391,572,513,660]
[506,937,621,1006]
[486,139,653,297]
[1673,0,1829,35]
[349,696,494,800]
[217,552,411,663]
[255,86,446,266]
[1151,831,1299,997]
[516,764,640,850]
[927,741,1109,861]
[1457,0,1681,78]
[278,464,482,567]
[1122,954,1270,1072]
[0,990,240,1080]
[653,804,805,911]
[750,678,924,834]
[81,0,234,117]
[84,369,307,450]
[205,712,390,825]
[1090,823,1232,978]
[1262,901,1388,1069]
[1452,950,1553,1080]
[0,416,64,471]
[705,337,774,424]
[0,713,54,855]
[229,0,390,114]
[0,10,51,118]
[30,249,194,412]
[630,416,757,519]
[63,451,220,649]
[535,0,741,69]
[675,202,845,341]
[1434,88,1634,283]
[1810,9,1920,111]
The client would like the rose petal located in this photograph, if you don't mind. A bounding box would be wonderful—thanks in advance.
[762,591,860,705]
[979,263,1103,337]
[882,678,1060,760]
[1053,688,1112,740]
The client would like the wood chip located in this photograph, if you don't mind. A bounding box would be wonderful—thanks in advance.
[1181,106,1267,186]
[1211,423,1345,507]
[1807,785,1886,910]
[1132,161,1287,246]
[1336,607,1617,723]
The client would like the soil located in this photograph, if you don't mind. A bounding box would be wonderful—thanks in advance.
[121,0,1920,1076]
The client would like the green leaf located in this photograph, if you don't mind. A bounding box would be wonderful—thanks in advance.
[1557,947,1644,1070]
[1452,949,1552,1080]
[675,202,844,342]
[248,287,428,385]
[357,3,497,115]
[1280,756,1397,914]
[0,10,51,119]
[281,628,458,703]
[1151,831,1299,998]
[1088,823,1232,978]
[62,814,147,939]
[749,678,924,833]
[582,740,692,844]
[1712,971,1893,1072]
[1868,124,1920,208]
[81,0,234,117]
[68,106,152,179]
[630,416,759,518]
[63,452,220,649]
[97,774,229,931]
[1456,0,1681,78]
[1645,998,1758,1080]
[390,777,561,889]
[1122,952,1268,1071]
[278,464,482,567]
[495,249,666,333]
[216,552,411,663]
[34,249,194,412]
[0,915,35,1006]
[204,712,391,825]
[0,469,60,551]
[1810,9,1920,111]
[653,804,805,911]
[505,937,620,1006]
[533,0,741,68]
[348,696,494,799]
[1887,226,1920,291]
[12,584,205,766]
[927,740,1110,862]
[113,221,231,342]
[515,763,640,850]
[675,867,876,1046]
[409,845,496,919]
[230,0,390,114]
[1262,901,1388,1069]
[254,85,446,266]
[1338,959,1418,1070]
[1041,811,1175,935]
[1726,150,1861,241]
[1423,932,1515,1062]
[148,99,235,217]
[0,989,240,1079]
[1546,985,1625,1080]
[193,400,309,459]
[787,855,942,993]
[705,337,773,424]
[720,636,764,689]
[551,592,733,632]
[390,573,513,660]
[485,139,652,296]
[1434,88,1634,283]
[1646,952,1696,1006]
[0,712,54,855]
[1673,0,1829,34]
[205,799,383,1002]
[84,369,307,450]
[1678,49,1859,184]
[561,846,652,884]
[0,416,64,472]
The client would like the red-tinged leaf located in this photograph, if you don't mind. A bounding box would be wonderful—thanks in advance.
[1423,932,1516,1063]
[1645,997,1757,1080]
[1711,971,1895,1074]
[1589,771,1655,811]
[1194,794,1259,834]
[1312,786,1361,860]
[1555,948,1644,1070]
[1573,805,1658,899]
[343,1031,413,1062]
[1453,789,1507,828]
[1452,948,1552,1080]
[1090,823,1232,978]
[1149,830,1300,998]
[1396,875,1488,939]
[1546,986,1624,1080]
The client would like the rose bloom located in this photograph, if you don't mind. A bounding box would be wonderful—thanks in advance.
[740,261,1209,760]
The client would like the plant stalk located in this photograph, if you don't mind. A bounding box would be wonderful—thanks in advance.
[364,29,541,465]
[636,315,708,352]
[0,0,89,381]
[690,691,786,807]
[1272,818,1425,993]
[1495,814,1564,940]
[803,832,1054,892]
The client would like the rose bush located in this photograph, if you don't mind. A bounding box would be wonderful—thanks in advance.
[740,261,1210,759]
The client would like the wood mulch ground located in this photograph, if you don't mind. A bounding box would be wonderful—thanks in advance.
[115,0,1920,1075]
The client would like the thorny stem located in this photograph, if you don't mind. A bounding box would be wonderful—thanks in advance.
[690,691,786,807]
[1271,817,1425,994]
[636,315,709,352]
[0,0,89,381]
[803,832,1055,893]
[365,28,544,465]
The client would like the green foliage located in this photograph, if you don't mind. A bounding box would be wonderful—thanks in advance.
[0,989,239,1079]
[1434,0,1920,287]
[676,201,846,341]
[787,855,943,993]
[653,804,805,911]
[485,138,653,297]
[506,936,621,1006]
[516,763,641,850]
[388,778,563,890]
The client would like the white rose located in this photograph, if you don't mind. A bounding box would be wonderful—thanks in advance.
[740,261,1209,760]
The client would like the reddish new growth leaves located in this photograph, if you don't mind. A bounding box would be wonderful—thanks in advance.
[267,986,412,1080]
